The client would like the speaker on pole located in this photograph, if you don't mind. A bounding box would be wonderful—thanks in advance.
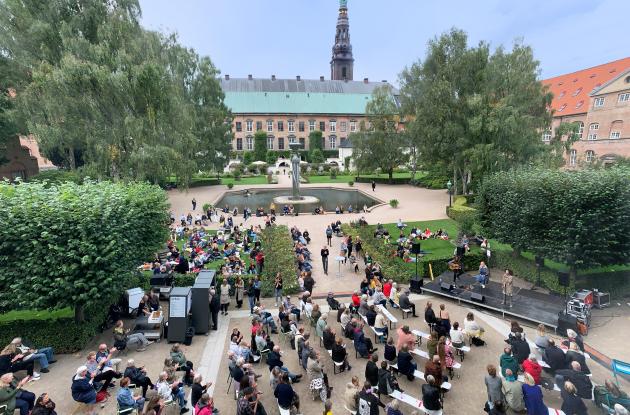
[558,271,570,287]
[440,282,454,292]
[411,242,422,255]
[456,246,466,257]
[470,292,485,303]
[535,255,544,268]
[410,276,423,293]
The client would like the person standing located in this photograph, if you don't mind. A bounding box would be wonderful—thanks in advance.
[502,269,514,307]
[347,235,353,259]
[253,276,262,303]
[325,226,333,246]
[235,276,244,309]
[192,198,197,210]
[321,246,329,275]
[274,273,283,307]
[219,279,231,316]
[371,180,376,192]
[485,365,504,412]
[209,289,220,330]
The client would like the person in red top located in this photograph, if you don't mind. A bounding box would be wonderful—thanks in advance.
[522,354,542,385]
[350,291,361,313]
[383,279,393,298]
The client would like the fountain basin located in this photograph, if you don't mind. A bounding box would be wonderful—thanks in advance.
[272,195,320,206]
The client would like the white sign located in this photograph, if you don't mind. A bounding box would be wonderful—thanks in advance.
[170,296,186,318]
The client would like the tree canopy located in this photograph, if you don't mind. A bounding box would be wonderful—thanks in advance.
[253,130,267,162]
[0,0,231,185]
[350,85,408,181]
[0,180,169,321]
[400,28,552,194]
[477,167,630,275]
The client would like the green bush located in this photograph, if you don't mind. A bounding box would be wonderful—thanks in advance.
[355,176,410,185]
[323,150,339,159]
[27,169,84,185]
[330,169,338,179]
[389,199,399,208]
[190,178,220,187]
[310,149,325,164]
[227,183,234,189]
[243,152,254,165]
[259,225,299,296]
[348,181,354,187]
[493,250,571,294]
[202,203,213,212]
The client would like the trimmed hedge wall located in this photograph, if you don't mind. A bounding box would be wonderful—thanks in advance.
[492,250,572,294]
[190,178,221,187]
[259,225,300,296]
[355,176,410,185]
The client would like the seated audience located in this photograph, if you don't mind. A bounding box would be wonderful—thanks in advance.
[0,372,35,415]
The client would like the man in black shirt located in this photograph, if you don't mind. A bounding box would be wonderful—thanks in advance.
[543,339,567,374]
[209,288,220,330]
[274,373,297,412]
[366,305,377,327]
[358,381,380,415]
[422,375,443,412]
[365,354,379,387]
[321,246,329,275]
[555,361,593,400]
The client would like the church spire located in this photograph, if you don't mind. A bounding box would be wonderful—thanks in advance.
[330,0,354,81]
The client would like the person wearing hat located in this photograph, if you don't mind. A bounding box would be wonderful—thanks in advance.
[398,288,417,317]
[71,366,97,408]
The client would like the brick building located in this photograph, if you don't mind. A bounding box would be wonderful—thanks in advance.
[0,135,56,180]
[542,57,630,167]
[220,0,398,157]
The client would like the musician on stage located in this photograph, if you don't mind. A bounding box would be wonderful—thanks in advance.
[448,255,463,284]
[502,269,514,308]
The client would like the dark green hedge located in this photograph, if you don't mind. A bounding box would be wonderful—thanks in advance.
[190,178,221,187]
[492,250,572,294]
[355,176,410,185]
[576,271,630,300]
[259,225,300,296]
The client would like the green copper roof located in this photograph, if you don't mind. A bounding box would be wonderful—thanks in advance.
[223,91,372,115]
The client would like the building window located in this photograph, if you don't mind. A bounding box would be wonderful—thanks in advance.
[246,120,253,132]
[585,150,595,163]
[246,136,253,150]
[340,121,347,132]
[236,122,242,132]
[350,120,357,132]
[288,120,295,132]
[619,93,630,103]
[559,91,566,98]
[319,121,326,131]
[330,120,337,132]
[277,121,284,132]
[299,137,305,148]
[587,133,598,141]
[594,97,605,108]
[267,136,274,150]
[288,135,296,144]
[569,149,577,166]
[278,137,285,150]
[256,121,262,131]
[342,67,347,79]
[309,120,315,132]
[610,131,621,139]
[558,104,567,112]
[576,100,584,109]
[329,135,337,149]
[298,121,305,132]
[267,120,273,132]
[589,123,599,131]
[542,129,552,142]
[236,137,243,151]
[572,87,582,97]
[577,122,584,139]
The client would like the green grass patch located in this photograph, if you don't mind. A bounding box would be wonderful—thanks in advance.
[220,176,268,185]
[306,175,356,184]
[0,307,73,322]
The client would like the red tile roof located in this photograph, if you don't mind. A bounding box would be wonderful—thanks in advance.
[542,57,630,117]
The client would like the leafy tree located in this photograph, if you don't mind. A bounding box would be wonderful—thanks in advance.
[477,168,630,278]
[253,130,267,161]
[243,151,254,165]
[265,150,278,165]
[310,148,325,164]
[350,85,408,182]
[400,29,552,194]
[0,180,169,322]
[308,130,323,151]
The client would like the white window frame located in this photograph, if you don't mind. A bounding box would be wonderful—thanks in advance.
[288,135,296,144]
[350,120,357,132]
[330,120,337,133]
[267,120,273,132]
[569,149,577,166]
[594,97,605,108]
[619,93,630,103]
[610,131,621,139]
[246,136,253,150]
[288,120,295,133]
[587,133,597,141]
[267,136,274,150]
[577,122,584,139]
[585,150,594,163]
[340,121,347,132]
[329,135,337,149]
[246,120,253,132]
[589,123,599,131]
[542,129,552,142]
[309,120,315,132]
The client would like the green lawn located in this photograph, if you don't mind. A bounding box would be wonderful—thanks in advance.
[305,171,425,184]
[0,307,73,322]
[220,176,269,185]
[306,175,356,184]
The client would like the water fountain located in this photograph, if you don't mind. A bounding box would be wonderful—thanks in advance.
[272,143,320,208]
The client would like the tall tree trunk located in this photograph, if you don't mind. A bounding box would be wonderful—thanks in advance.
[453,167,458,196]
[74,304,85,323]
[410,147,417,182]
[388,169,393,184]
[68,147,76,170]
[512,247,521,258]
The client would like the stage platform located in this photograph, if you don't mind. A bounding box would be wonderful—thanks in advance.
[421,272,565,330]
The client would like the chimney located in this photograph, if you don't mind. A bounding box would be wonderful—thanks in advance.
[224,74,230,80]
[320,76,325,82]
[363,77,369,84]
[296,75,301,81]
[382,80,387,83]
[271,75,276,81]
[248,74,253,80]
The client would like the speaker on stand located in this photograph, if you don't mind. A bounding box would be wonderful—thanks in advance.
[470,292,485,303]
[558,271,571,315]
[410,242,423,293]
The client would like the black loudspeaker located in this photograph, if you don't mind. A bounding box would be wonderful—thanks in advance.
[456,246,466,257]
[535,255,544,268]
[411,242,422,255]
[440,282,453,292]
[470,292,485,303]
[557,312,578,336]
[410,276,423,293]
[558,271,570,287]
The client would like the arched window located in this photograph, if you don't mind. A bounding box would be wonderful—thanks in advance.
[610,120,623,139]
[585,150,595,163]
[329,135,337,149]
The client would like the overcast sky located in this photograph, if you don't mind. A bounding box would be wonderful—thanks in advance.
[138,0,630,85]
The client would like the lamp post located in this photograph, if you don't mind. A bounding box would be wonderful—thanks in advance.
[447,180,452,207]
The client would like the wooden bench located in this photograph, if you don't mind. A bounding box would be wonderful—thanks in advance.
[361,314,386,343]
[377,304,398,329]
[392,300,412,319]
[389,390,428,413]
